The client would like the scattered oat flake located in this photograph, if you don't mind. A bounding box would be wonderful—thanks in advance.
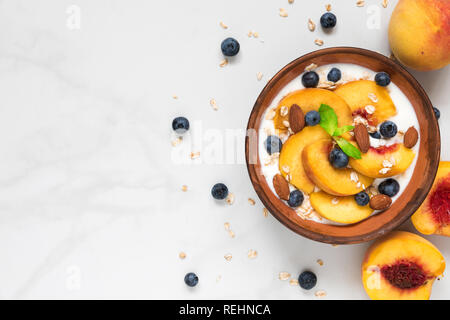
[172,94,178,99]
[210,99,219,110]
[379,167,391,175]
[190,151,200,159]
[224,254,232,261]
[265,108,276,120]
[219,21,228,29]
[305,63,318,72]
[314,39,324,46]
[368,93,378,103]
[248,198,256,206]
[263,207,269,218]
[247,31,253,37]
[365,105,376,114]
[257,72,263,81]
[228,230,235,238]
[356,0,365,7]
[248,249,258,259]
[315,290,327,298]
[382,0,388,8]
[181,185,188,192]
[282,120,290,128]
[331,197,339,205]
[282,165,290,173]
[224,222,230,230]
[279,8,288,17]
[179,252,186,259]
[226,193,235,205]
[280,105,289,116]
[308,19,316,32]
[317,259,324,266]
[326,4,332,11]
[171,137,182,147]
[253,32,259,38]
[350,171,359,183]
[279,272,291,281]
[219,59,228,68]
[288,0,294,3]
[290,279,299,286]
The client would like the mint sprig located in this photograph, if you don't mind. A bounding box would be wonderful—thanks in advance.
[319,104,361,160]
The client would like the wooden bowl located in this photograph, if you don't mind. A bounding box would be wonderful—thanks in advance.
[245,47,440,244]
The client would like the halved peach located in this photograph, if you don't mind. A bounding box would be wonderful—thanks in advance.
[302,139,374,196]
[362,231,445,300]
[310,191,373,224]
[273,88,353,133]
[334,80,397,126]
[411,161,450,236]
[349,143,415,179]
[279,126,329,194]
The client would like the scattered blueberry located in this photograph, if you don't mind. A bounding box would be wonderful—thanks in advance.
[354,192,370,206]
[211,183,229,200]
[221,38,240,57]
[375,72,391,87]
[329,147,349,169]
[305,111,321,126]
[327,68,342,82]
[379,121,398,138]
[172,117,190,134]
[264,135,283,155]
[378,179,400,197]
[302,71,320,88]
[288,190,304,207]
[298,271,317,290]
[369,131,382,139]
[433,107,440,120]
[320,12,337,29]
[184,272,199,287]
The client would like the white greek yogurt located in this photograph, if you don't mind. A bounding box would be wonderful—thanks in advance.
[258,63,420,225]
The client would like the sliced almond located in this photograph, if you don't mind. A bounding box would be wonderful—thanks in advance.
[370,194,392,210]
[289,104,305,133]
[273,174,290,201]
[404,126,418,148]
[354,124,370,153]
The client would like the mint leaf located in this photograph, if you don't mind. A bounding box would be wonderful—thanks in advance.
[334,137,362,159]
[319,104,338,136]
[333,125,354,137]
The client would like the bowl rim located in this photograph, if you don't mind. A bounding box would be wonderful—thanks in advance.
[245,46,440,244]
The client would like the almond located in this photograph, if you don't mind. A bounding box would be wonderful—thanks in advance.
[354,124,370,153]
[370,194,392,211]
[289,104,305,133]
[273,174,290,200]
[404,126,418,148]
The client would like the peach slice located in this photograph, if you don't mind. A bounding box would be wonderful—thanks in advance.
[334,80,397,126]
[273,88,353,133]
[349,143,415,179]
[362,231,445,300]
[279,126,329,194]
[310,191,373,224]
[411,161,450,236]
[302,139,374,196]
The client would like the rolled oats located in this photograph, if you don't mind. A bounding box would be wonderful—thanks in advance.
[314,39,324,46]
[279,8,288,17]
[248,249,258,259]
[279,272,291,281]
[219,59,228,67]
[308,19,316,31]
[219,21,228,29]
[248,198,256,206]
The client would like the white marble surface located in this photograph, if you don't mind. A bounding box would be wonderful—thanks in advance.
[0,0,448,300]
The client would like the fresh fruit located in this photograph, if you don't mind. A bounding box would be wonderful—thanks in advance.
[279,126,329,194]
[362,231,446,300]
[288,104,305,133]
[411,161,450,236]
[328,147,349,169]
[302,71,320,88]
[327,67,341,82]
[379,121,398,138]
[221,37,240,56]
[273,174,290,201]
[311,191,372,224]
[375,72,391,87]
[334,80,397,126]
[288,190,304,207]
[320,12,337,29]
[264,135,283,155]
[298,271,317,290]
[433,107,441,120]
[273,88,353,133]
[370,194,392,211]
[184,272,199,287]
[378,178,400,197]
[172,117,190,134]
[211,183,229,200]
[404,127,419,148]
[305,110,320,126]
[370,131,382,139]
[349,143,415,178]
[303,139,374,196]
[388,0,450,71]
[354,124,370,153]
[355,192,370,206]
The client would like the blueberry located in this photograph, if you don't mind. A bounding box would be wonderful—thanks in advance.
[375,72,391,87]
[354,192,370,206]
[211,183,229,200]
[221,38,240,57]
[378,179,400,197]
[327,68,342,82]
[184,272,199,287]
[172,117,190,134]
[265,135,283,155]
[302,71,320,88]
[369,131,382,139]
[433,107,440,120]
[329,147,349,169]
[288,190,304,207]
[320,12,337,29]
[379,121,398,138]
[305,111,321,126]
[298,271,317,290]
